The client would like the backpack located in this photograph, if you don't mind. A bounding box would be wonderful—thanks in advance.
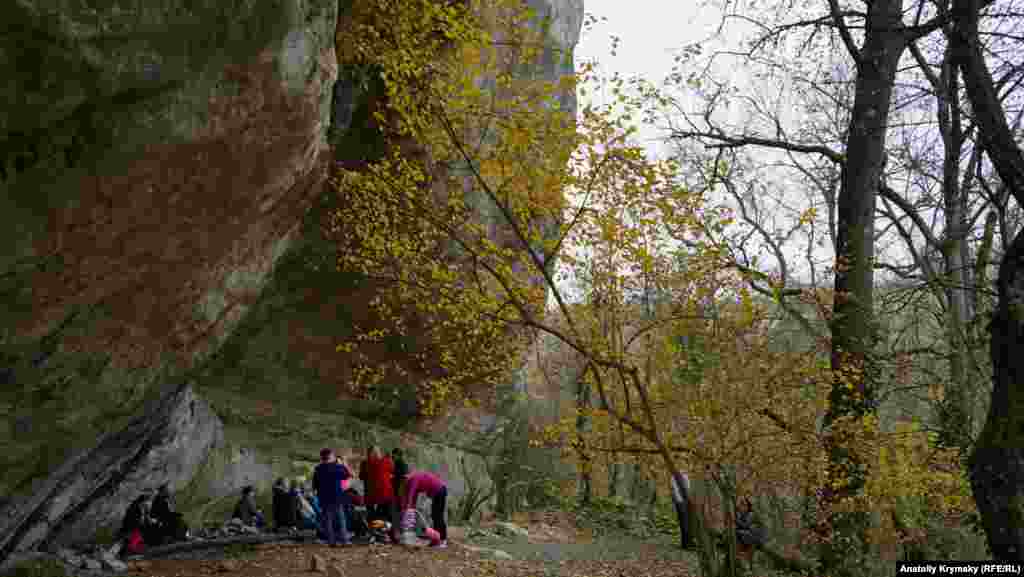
[126,528,145,554]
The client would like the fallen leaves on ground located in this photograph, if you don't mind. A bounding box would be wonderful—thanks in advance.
[125,540,696,577]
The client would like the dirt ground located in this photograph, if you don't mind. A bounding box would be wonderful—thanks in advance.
[123,514,698,577]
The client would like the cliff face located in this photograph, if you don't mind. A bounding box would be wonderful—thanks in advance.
[0,0,584,556]
[1,0,338,499]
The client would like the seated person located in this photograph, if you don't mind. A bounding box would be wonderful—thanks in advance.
[120,494,153,554]
[294,481,318,530]
[345,488,368,538]
[150,484,189,543]
[273,478,299,531]
[232,485,264,528]
[735,497,767,563]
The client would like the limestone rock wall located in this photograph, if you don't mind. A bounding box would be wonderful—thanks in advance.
[0,0,338,496]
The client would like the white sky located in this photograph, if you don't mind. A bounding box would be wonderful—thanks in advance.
[567,2,842,289]
[573,2,723,96]
[573,1,727,152]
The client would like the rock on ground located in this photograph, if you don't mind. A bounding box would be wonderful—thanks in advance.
[494,522,530,539]
[310,553,328,573]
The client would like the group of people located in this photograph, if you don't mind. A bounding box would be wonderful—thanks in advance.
[117,445,451,554]
[119,485,189,554]
[306,446,449,548]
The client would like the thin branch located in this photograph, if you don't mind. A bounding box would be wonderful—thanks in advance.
[671,130,845,164]
[827,0,861,62]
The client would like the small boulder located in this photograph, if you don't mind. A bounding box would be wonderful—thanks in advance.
[106,542,123,558]
[493,522,529,539]
[467,528,496,540]
[491,549,513,561]
[56,548,84,568]
[101,556,129,572]
[217,559,241,572]
[84,557,103,570]
[310,553,328,573]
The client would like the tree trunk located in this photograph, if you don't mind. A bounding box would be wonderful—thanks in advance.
[952,0,1024,560]
[575,363,593,506]
[822,0,905,571]
[939,41,974,451]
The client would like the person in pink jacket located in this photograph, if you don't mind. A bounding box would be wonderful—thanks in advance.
[399,470,448,548]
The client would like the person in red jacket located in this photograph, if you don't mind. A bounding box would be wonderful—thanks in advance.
[365,447,394,519]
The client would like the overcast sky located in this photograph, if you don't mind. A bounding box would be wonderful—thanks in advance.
[574,2,721,93]
[566,2,834,289]
[573,1,728,121]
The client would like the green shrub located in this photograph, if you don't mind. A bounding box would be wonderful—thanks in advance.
[0,558,69,577]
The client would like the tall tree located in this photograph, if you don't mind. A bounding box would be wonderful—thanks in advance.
[667,0,945,570]
[951,0,1024,559]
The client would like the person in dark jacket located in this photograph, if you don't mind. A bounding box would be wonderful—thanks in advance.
[390,448,409,543]
[358,446,372,497]
[732,497,766,571]
[313,448,351,546]
[273,478,299,531]
[737,496,770,549]
[391,448,409,497]
[151,485,173,524]
[120,494,151,539]
[150,484,189,543]
[233,485,263,527]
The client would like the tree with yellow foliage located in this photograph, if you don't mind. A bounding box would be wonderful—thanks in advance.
[326,1,974,573]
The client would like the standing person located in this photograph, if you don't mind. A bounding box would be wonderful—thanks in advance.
[391,448,409,497]
[336,454,357,537]
[358,447,372,501]
[313,448,351,546]
[670,471,691,549]
[399,470,448,548]
[366,446,395,524]
[390,448,409,543]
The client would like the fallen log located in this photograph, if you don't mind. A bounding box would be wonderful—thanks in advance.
[125,531,316,560]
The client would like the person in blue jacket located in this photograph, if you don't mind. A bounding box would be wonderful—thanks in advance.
[312,448,351,546]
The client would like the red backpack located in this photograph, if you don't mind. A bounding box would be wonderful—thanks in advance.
[126,528,145,554]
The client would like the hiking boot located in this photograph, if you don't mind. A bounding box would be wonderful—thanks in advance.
[431,540,448,549]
